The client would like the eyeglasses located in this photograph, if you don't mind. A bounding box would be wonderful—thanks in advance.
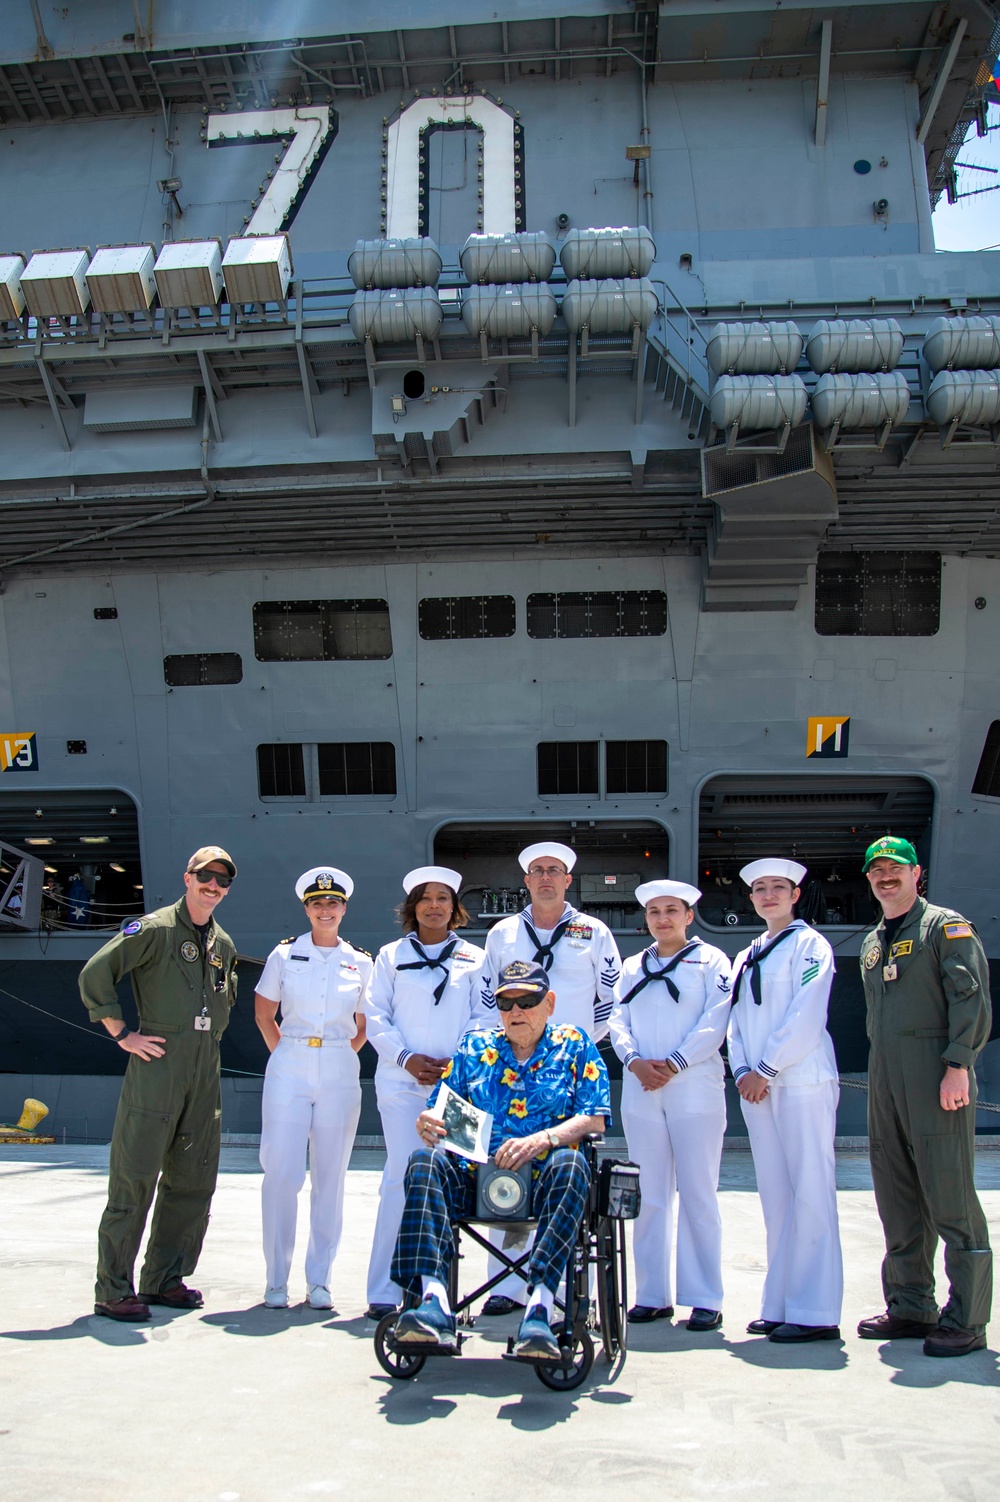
[495,990,548,1012]
[526,866,567,878]
[192,869,233,888]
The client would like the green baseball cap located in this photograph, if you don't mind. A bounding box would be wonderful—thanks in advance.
[863,836,918,873]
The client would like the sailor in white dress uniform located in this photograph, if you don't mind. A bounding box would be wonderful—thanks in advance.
[610,880,731,1330]
[254,867,372,1310]
[364,865,487,1319]
[481,841,622,1041]
[479,839,623,1313]
[728,858,843,1342]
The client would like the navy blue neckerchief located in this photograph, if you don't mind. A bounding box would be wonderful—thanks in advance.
[731,925,799,1006]
[521,912,574,972]
[397,936,458,1004]
[618,940,701,1005]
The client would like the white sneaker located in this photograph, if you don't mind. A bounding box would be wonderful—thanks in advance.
[307,1284,333,1310]
[264,1285,288,1308]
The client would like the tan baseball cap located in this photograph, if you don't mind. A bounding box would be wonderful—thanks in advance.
[186,846,237,878]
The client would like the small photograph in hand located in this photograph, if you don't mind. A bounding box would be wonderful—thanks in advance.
[432,1082,493,1164]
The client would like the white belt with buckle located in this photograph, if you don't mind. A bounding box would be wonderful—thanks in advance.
[284,1035,349,1047]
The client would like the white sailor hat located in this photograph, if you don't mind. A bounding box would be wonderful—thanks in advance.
[402,865,462,896]
[518,841,577,873]
[739,858,807,887]
[296,867,354,903]
[635,879,702,907]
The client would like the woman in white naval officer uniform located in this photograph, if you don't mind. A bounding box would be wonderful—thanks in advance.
[610,880,731,1332]
[254,867,371,1310]
[728,858,843,1343]
[364,866,487,1320]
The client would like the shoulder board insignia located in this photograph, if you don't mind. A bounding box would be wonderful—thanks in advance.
[355,947,372,958]
[943,921,973,939]
[279,936,296,945]
[121,919,143,936]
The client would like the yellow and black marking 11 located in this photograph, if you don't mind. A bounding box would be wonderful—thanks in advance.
[806,716,850,759]
[0,733,38,773]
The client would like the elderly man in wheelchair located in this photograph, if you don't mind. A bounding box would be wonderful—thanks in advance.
[386,959,611,1366]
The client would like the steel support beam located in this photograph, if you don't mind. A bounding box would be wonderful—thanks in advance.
[815,19,832,147]
[916,19,967,146]
[33,358,71,451]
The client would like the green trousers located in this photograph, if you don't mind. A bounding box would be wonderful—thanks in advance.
[868,1037,992,1332]
[96,1033,222,1304]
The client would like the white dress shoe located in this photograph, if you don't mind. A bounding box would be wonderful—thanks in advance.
[307,1284,333,1310]
[264,1285,289,1308]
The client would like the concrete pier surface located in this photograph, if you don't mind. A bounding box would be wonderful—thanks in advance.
[1,1146,999,1502]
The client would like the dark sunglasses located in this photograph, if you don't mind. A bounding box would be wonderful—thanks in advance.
[192,869,233,888]
[495,990,547,1013]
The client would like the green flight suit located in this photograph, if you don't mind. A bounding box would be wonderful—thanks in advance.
[860,897,992,1332]
[79,896,238,1303]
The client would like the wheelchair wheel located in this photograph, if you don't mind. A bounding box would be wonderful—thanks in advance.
[374,1312,426,1380]
[596,1217,628,1362]
[534,1321,595,1391]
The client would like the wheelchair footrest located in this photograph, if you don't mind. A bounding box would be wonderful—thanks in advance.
[385,1331,464,1358]
[502,1335,564,1366]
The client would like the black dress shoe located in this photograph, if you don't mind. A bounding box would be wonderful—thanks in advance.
[687,1308,722,1332]
[365,1303,397,1321]
[628,1304,674,1323]
[746,1318,781,1335]
[857,1311,937,1340]
[923,1325,987,1358]
[480,1295,525,1316]
[769,1322,841,1343]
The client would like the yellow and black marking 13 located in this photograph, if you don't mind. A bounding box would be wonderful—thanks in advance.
[806,716,850,759]
[0,733,38,773]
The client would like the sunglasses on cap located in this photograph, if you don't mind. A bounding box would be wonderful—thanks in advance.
[192,868,233,888]
[495,989,549,1013]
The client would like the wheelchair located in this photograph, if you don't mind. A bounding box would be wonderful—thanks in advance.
[374,1139,639,1391]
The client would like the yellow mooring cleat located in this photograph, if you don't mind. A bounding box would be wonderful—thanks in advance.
[0,1098,55,1144]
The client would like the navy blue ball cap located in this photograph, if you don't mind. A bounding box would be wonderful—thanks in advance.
[495,960,551,996]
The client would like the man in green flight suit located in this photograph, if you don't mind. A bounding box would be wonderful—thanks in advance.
[857,836,992,1357]
[80,846,238,1321]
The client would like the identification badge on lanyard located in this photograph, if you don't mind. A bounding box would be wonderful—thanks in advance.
[883,964,898,983]
[194,1014,212,1031]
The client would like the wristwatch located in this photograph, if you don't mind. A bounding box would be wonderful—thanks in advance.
[115,1027,131,1045]
[546,1129,560,1148]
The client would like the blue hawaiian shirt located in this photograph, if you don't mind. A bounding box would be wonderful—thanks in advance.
[429,1023,612,1167]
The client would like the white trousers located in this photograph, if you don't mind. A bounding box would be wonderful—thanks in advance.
[621,1067,726,1311]
[259,1040,362,1291]
[366,1075,428,1306]
[741,1079,843,1327]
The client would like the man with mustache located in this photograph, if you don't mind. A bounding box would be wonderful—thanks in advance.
[858,837,992,1357]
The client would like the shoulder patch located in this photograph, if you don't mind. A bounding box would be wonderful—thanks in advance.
[943,921,973,940]
[120,919,143,936]
[864,946,881,970]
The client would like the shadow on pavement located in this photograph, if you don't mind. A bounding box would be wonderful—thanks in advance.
[0,1310,191,1346]
[878,1342,1000,1388]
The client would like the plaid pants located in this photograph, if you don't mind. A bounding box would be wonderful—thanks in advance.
[391,1145,590,1297]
